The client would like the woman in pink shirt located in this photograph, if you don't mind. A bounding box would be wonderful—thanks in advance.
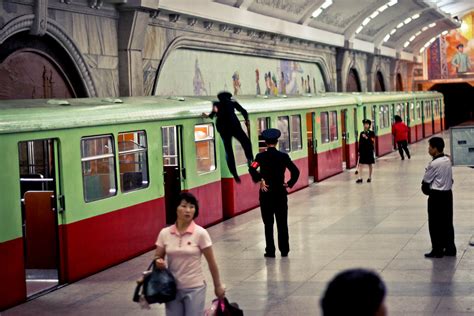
[154,192,225,315]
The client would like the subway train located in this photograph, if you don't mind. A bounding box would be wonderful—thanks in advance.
[0,91,444,309]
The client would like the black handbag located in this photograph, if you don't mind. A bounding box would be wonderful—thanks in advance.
[133,260,177,304]
[216,297,244,316]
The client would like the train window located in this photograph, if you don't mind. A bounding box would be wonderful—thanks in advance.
[290,115,302,151]
[416,102,421,120]
[320,112,330,144]
[162,126,178,166]
[257,117,270,152]
[424,101,432,119]
[380,105,389,128]
[410,103,415,122]
[278,116,290,153]
[195,124,216,174]
[329,111,338,141]
[118,131,149,192]
[81,135,117,202]
[235,121,250,166]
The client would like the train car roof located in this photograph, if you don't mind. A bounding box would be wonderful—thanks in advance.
[0,92,442,134]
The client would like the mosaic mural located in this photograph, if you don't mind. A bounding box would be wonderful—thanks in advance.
[427,11,474,79]
[155,49,327,96]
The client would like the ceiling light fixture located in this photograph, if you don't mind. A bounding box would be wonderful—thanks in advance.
[311,0,333,18]
[355,0,398,34]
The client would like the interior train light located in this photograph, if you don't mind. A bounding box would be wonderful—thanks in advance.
[387,0,398,6]
[404,41,410,48]
[429,23,436,28]
[411,13,420,19]
[383,34,391,42]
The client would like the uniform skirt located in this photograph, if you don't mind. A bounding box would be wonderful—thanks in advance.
[359,150,375,164]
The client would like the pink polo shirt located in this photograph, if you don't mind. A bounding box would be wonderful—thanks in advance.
[156,221,212,289]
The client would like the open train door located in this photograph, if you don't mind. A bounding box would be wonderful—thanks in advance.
[18,139,64,297]
[161,126,184,225]
[306,112,317,182]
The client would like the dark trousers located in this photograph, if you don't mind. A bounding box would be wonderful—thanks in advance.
[219,126,253,180]
[397,140,410,159]
[260,191,289,255]
[427,190,456,253]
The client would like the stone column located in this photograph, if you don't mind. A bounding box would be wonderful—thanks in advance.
[118,9,150,96]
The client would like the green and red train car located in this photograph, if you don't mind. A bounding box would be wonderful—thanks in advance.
[0,91,444,310]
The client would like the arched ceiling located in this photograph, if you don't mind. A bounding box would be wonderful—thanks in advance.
[159,0,472,61]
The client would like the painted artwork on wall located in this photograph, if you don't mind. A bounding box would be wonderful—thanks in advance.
[155,49,327,96]
[427,11,474,79]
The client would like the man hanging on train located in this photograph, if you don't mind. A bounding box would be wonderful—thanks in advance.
[249,128,300,258]
[202,91,253,183]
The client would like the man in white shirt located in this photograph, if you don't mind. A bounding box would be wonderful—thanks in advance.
[422,137,455,258]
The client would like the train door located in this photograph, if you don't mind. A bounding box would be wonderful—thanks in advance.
[18,139,63,297]
[390,104,396,149]
[306,112,317,180]
[372,105,377,156]
[161,126,184,225]
[353,108,359,160]
[341,109,349,169]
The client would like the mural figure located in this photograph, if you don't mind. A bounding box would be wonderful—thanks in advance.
[232,71,241,95]
[451,44,471,74]
[193,59,208,96]
[271,73,278,96]
[255,69,261,95]
[280,72,286,95]
[202,92,253,183]
[264,72,272,95]
[281,61,303,94]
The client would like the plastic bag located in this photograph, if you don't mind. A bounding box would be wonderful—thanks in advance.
[205,299,219,316]
[133,261,177,305]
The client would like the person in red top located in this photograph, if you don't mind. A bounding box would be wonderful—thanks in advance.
[392,115,411,160]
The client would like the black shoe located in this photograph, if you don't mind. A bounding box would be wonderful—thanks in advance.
[367,178,371,183]
[401,157,405,160]
[355,170,359,175]
[234,176,241,184]
[281,253,288,257]
[264,253,275,258]
[424,251,444,258]
[407,155,411,159]
[356,179,363,184]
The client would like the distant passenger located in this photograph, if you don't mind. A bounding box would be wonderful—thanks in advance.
[321,269,387,316]
[392,115,411,160]
[203,91,253,183]
[249,128,300,258]
[422,137,456,258]
[356,119,375,183]
[154,192,226,315]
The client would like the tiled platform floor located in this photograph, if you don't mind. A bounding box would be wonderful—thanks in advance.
[5,133,474,316]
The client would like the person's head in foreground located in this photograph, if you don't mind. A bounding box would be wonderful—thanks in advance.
[321,269,387,316]
[428,137,445,157]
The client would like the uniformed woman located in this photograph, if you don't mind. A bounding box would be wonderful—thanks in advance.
[356,119,375,183]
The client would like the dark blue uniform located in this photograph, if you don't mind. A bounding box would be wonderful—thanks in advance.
[249,140,300,257]
[209,92,253,182]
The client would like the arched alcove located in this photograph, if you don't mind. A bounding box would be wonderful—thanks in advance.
[374,71,386,92]
[346,68,361,92]
[0,32,88,99]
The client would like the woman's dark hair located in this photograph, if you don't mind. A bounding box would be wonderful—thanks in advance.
[321,269,386,316]
[394,115,402,123]
[177,192,199,218]
[429,137,445,152]
[362,119,372,127]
